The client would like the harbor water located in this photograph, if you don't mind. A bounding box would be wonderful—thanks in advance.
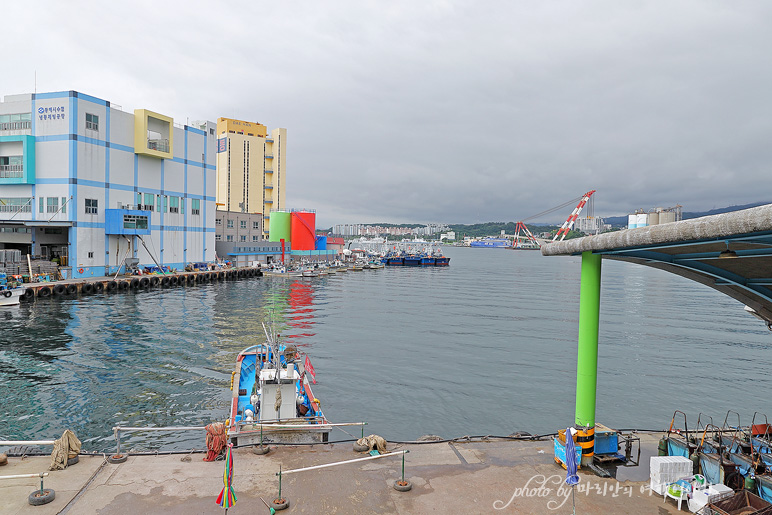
[2,246,772,452]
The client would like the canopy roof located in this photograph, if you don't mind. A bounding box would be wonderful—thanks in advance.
[542,203,772,326]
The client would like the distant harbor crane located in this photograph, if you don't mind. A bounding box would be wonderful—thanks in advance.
[513,190,597,248]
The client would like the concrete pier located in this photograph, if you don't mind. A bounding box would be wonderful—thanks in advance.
[0,433,683,514]
[17,268,262,301]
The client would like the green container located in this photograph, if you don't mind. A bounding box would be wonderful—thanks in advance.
[269,212,291,242]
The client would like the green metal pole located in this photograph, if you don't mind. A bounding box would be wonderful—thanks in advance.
[575,251,601,428]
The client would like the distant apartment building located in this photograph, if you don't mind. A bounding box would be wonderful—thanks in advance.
[213,117,286,238]
[0,90,216,278]
[332,223,449,237]
[574,217,610,235]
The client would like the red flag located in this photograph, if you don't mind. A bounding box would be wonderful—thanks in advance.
[304,355,316,384]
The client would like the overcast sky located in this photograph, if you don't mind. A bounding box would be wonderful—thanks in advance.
[5,1,772,227]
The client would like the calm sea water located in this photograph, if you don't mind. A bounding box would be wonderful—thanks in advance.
[2,246,772,452]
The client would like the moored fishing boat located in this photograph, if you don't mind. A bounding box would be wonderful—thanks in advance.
[403,255,421,266]
[0,273,25,307]
[227,326,330,446]
[386,254,404,266]
[420,255,435,266]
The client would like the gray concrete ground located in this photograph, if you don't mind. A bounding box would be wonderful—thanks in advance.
[1,433,682,515]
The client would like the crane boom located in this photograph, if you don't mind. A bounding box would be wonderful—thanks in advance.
[552,190,596,242]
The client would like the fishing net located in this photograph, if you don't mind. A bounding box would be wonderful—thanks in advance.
[204,422,227,462]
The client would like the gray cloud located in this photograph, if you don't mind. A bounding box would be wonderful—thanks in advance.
[6,1,772,227]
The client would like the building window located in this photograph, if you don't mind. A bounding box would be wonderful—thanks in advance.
[226,235,233,242]
[240,235,246,242]
[157,195,167,213]
[209,128,215,135]
[85,198,98,214]
[0,113,32,131]
[86,113,99,131]
[0,197,32,213]
[227,219,233,228]
[88,251,94,259]
[180,198,185,214]
[61,197,67,214]
[216,218,222,226]
[39,197,44,213]
[141,193,154,211]
[215,234,221,241]
[169,196,179,213]
[240,220,247,229]
[191,198,200,215]
[0,155,23,178]
[46,197,59,213]
[253,221,260,230]
[252,235,259,242]
[123,214,148,229]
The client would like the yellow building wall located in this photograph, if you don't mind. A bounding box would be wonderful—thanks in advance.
[217,117,267,137]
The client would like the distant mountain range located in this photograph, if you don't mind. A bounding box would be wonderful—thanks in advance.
[603,201,770,227]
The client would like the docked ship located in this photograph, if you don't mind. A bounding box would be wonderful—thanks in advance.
[469,238,512,248]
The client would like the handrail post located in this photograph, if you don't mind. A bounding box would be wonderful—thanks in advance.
[114,427,121,455]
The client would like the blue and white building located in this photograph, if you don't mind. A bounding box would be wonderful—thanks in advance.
[0,90,216,278]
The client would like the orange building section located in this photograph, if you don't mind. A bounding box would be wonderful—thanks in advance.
[290,211,316,250]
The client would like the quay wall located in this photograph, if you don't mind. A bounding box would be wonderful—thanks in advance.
[18,267,261,301]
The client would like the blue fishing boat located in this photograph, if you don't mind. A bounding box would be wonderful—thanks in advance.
[403,255,421,266]
[420,255,435,266]
[386,254,404,266]
[227,325,330,446]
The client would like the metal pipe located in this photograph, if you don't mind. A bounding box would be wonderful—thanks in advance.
[575,251,602,429]
[279,450,409,475]
[0,472,49,480]
[0,440,56,446]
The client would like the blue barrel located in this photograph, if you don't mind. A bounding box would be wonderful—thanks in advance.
[315,235,327,250]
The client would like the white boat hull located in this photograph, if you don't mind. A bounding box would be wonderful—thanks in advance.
[0,288,24,307]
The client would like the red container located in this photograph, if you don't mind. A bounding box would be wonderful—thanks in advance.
[290,212,316,251]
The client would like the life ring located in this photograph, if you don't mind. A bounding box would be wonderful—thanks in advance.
[78,268,84,274]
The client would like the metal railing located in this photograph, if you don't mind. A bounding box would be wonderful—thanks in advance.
[147,139,170,152]
[0,165,23,179]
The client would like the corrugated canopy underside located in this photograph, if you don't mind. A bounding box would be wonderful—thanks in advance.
[542,203,772,322]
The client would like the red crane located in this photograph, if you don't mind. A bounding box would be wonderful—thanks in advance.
[552,190,596,242]
[512,190,597,249]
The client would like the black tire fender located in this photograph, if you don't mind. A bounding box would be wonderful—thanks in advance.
[118,281,129,291]
[94,282,104,293]
[82,283,94,294]
[38,286,52,297]
[130,278,140,289]
[252,445,271,455]
[150,276,160,287]
[394,480,413,492]
[139,277,150,288]
[66,284,78,294]
[106,281,118,292]
[108,453,128,464]
[272,498,289,511]
[28,488,55,506]
[53,284,66,295]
